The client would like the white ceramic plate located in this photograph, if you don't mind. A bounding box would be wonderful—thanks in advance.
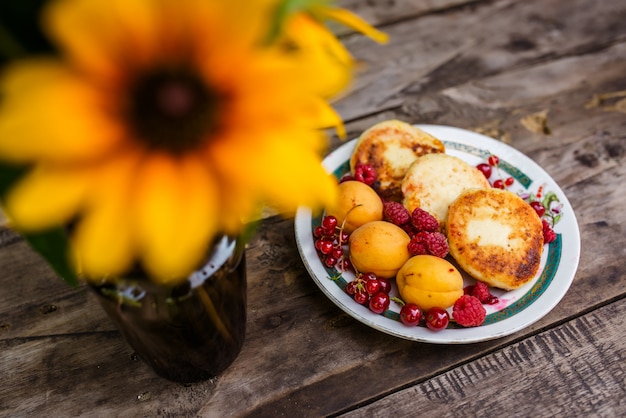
[295,124,580,343]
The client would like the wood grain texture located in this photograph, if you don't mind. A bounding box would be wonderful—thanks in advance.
[338,299,626,417]
[332,0,626,121]
[1,0,625,416]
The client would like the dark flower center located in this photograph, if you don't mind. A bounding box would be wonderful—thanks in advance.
[129,68,222,154]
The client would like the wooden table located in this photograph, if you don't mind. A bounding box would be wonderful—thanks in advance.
[1,0,625,416]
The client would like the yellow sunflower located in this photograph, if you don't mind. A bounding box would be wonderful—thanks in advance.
[0,0,354,284]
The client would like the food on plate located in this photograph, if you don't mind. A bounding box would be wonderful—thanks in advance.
[325,180,383,234]
[350,120,445,201]
[395,255,464,311]
[348,221,411,278]
[446,188,544,290]
[402,153,491,229]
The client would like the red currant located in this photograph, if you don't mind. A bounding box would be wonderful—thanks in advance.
[425,307,449,331]
[365,278,381,295]
[324,256,337,268]
[529,201,546,218]
[369,292,390,314]
[339,258,352,271]
[345,281,358,296]
[354,291,370,305]
[319,240,334,255]
[313,226,325,238]
[331,247,343,259]
[377,277,391,294]
[476,163,492,179]
[488,155,499,166]
[505,177,514,187]
[542,222,557,244]
[400,303,422,326]
[322,215,338,231]
[493,179,505,189]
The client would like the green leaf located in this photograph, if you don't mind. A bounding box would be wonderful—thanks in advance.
[23,227,80,288]
[263,0,331,45]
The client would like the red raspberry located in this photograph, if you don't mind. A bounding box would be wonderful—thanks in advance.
[383,201,410,225]
[423,231,449,258]
[542,219,556,244]
[470,281,491,303]
[411,208,439,232]
[354,163,377,186]
[452,295,486,327]
[407,236,428,256]
[407,231,449,258]
[400,222,418,238]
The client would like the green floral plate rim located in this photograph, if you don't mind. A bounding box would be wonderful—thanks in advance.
[295,124,581,343]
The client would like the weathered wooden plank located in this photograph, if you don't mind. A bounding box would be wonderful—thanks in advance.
[0,332,218,417]
[0,234,115,341]
[334,0,479,31]
[337,298,626,418]
[332,0,626,121]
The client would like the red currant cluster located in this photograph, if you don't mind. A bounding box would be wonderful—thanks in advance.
[396,301,451,331]
[395,287,495,331]
[476,154,514,189]
[345,272,392,314]
[314,215,351,270]
[526,188,560,244]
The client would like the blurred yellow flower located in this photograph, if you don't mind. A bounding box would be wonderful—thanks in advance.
[274,1,388,106]
[0,0,361,283]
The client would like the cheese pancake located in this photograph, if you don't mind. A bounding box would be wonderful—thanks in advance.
[402,153,490,229]
[350,120,444,201]
[446,188,544,290]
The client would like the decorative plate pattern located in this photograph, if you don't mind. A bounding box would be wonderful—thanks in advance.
[294,125,580,343]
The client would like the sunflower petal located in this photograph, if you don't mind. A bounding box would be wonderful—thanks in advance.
[317,7,389,44]
[0,61,123,163]
[44,0,164,80]
[134,154,219,283]
[72,199,136,279]
[3,164,91,231]
[69,152,142,278]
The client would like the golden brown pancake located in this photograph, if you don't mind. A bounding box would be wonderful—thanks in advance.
[350,120,444,201]
[402,153,491,229]
[446,188,544,290]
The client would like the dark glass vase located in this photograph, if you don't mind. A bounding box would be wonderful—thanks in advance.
[90,235,246,383]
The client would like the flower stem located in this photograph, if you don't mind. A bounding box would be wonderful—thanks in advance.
[197,286,234,344]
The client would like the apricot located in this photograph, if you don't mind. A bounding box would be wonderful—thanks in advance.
[325,180,383,234]
[348,221,411,278]
[396,255,464,311]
